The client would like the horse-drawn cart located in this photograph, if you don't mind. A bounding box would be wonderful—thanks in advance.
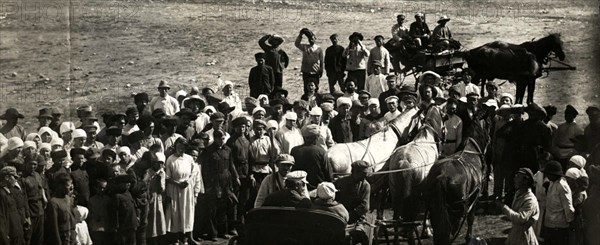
[228,207,349,245]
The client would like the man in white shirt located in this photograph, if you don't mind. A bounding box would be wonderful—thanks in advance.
[149,80,180,116]
[442,98,462,156]
[304,107,335,151]
[542,161,574,245]
[367,35,391,75]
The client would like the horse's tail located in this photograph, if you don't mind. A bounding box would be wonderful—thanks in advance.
[429,175,453,245]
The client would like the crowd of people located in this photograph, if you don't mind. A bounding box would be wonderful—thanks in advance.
[0,12,598,245]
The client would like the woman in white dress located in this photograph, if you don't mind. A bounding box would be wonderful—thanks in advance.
[165,138,203,244]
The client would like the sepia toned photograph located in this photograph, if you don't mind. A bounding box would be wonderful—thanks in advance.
[0,0,598,244]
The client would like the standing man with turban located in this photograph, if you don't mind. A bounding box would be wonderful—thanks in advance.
[291,124,332,190]
[329,97,355,143]
[258,34,289,89]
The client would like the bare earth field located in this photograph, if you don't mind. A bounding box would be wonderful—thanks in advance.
[1,0,598,244]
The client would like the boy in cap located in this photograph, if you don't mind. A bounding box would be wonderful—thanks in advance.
[542,161,574,245]
[367,35,391,75]
[149,80,180,116]
[227,117,251,219]
[249,52,276,99]
[311,182,349,223]
[325,34,346,94]
[258,34,289,89]
[295,28,324,93]
[552,105,584,168]
[109,174,138,245]
[275,112,304,154]
[20,157,47,245]
[248,119,280,207]
[365,60,387,99]
[291,124,332,190]
[262,170,312,208]
[334,160,372,244]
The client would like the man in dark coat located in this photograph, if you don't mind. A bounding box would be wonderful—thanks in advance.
[200,130,240,240]
[70,148,90,207]
[248,52,275,98]
[517,103,552,173]
[0,166,25,245]
[291,124,332,190]
[262,170,311,208]
[325,34,346,93]
[44,173,77,245]
[258,34,289,88]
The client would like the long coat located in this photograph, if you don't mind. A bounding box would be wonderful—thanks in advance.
[501,188,539,245]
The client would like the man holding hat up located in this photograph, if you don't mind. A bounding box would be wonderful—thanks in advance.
[552,105,584,167]
[291,124,332,190]
[149,80,180,116]
[344,32,370,90]
[248,51,276,98]
[295,28,324,93]
[259,34,289,89]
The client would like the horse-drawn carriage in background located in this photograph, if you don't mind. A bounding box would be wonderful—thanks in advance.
[384,38,467,90]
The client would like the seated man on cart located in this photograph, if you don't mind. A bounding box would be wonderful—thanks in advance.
[335,160,373,244]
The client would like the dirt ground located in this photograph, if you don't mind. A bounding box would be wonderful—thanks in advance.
[1,0,598,244]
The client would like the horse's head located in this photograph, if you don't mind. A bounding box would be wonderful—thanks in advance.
[546,33,565,61]
[414,123,441,143]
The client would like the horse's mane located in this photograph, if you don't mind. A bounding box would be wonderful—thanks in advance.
[413,124,439,143]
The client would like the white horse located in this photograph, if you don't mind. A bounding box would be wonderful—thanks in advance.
[388,124,439,224]
[327,108,419,174]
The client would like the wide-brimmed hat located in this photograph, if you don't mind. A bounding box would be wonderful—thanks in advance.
[525,103,547,118]
[349,32,364,41]
[218,101,236,114]
[268,34,285,45]
[51,107,64,116]
[437,15,451,23]
[418,71,442,85]
[0,108,25,120]
[81,111,98,121]
[175,108,198,120]
[37,108,53,119]
[565,105,578,116]
[157,80,170,89]
[542,161,564,176]
[271,87,288,98]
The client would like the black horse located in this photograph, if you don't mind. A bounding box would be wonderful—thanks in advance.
[424,120,490,245]
[460,33,565,104]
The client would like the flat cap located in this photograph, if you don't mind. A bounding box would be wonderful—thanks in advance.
[286,170,309,183]
[275,154,295,164]
[301,124,320,138]
[232,117,248,128]
[253,119,268,128]
[351,160,373,173]
[0,166,18,178]
[210,112,226,121]
[51,149,68,160]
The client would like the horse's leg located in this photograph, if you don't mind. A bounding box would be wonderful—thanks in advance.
[465,209,476,244]
[515,80,526,104]
[527,78,536,104]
